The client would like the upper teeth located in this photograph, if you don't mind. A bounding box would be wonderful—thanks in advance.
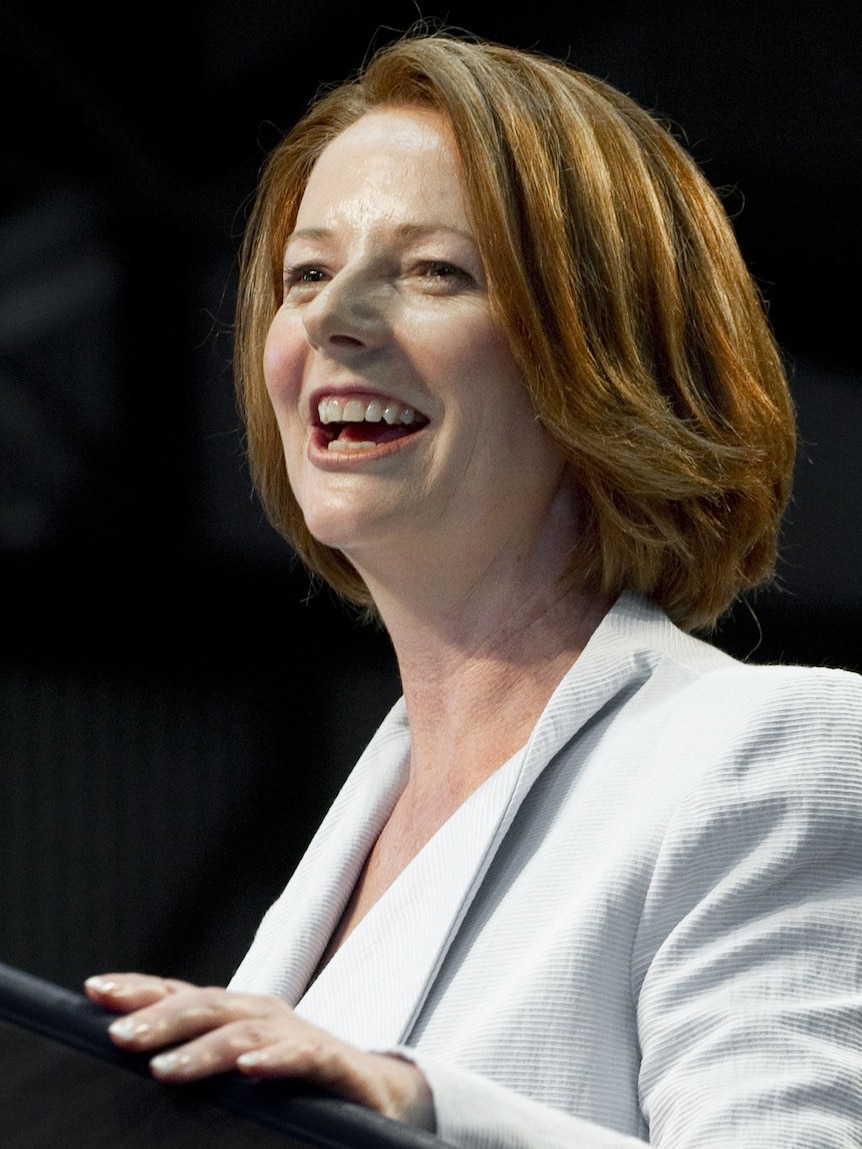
[318,397,416,426]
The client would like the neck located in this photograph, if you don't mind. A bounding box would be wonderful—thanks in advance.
[347,486,610,798]
[396,585,608,793]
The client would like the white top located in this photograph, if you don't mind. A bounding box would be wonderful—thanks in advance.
[230,592,862,1147]
[294,745,527,1049]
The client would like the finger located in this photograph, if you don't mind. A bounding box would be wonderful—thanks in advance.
[84,973,195,1014]
[237,1037,391,1112]
[148,1016,290,1083]
[104,986,286,1053]
[236,1036,337,1081]
[238,1041,433,1124]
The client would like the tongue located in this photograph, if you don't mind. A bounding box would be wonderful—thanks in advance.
[337,423,413,445]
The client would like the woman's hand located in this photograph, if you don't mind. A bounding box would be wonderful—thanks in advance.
[84,973,434,1129]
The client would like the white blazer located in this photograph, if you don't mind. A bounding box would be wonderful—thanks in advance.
[230,593,862,1148]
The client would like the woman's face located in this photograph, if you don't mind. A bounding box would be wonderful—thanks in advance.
[263,107,570,583]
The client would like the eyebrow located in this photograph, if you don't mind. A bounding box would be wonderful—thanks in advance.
[285,222,478,246]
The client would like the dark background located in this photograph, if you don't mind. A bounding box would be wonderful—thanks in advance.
[1,1,859,992]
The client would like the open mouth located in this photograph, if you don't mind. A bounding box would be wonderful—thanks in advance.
[315,395,429,453]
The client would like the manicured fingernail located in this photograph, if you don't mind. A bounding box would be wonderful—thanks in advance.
[237,1051,266,1068]
[86,976,116,993]
[109,1018,149,1042]
[151,1052,190,1076]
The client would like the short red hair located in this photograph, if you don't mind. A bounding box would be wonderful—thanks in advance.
[235,32,796,631]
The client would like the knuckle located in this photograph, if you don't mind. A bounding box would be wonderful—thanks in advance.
[260,994,287,1011]
[150,1014,174,1038]
[235,991,284,1015]
[178,1001,219,1026]
[162,979,192,996]
[230,1020,269,1050]
[187,1004,221,1026]
[199,1046,221,1070]
[184,987,226,1018]
[304,1038,332,1071]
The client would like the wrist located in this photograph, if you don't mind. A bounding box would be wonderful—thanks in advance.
[373,1053,436,1130]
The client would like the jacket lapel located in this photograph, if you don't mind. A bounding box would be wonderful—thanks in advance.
[394,601,657,1043]
[231,594,664,1047]
[294,741,529,1049]
[227,703,411,1003]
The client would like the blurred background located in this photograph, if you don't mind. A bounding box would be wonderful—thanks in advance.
[1,0,859,992]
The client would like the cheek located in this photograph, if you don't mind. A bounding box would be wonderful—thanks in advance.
[262,312,305,408]
[448,323,531,423]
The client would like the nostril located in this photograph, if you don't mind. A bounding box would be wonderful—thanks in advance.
[329,334,365,348]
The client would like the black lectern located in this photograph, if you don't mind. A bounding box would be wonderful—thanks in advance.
[0,963,454,1148]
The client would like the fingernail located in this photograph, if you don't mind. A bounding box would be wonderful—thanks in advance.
[109,1018,149,1042]
[151,1052,189,1076]
[86,976,116,993]
[237,1051,266,1068]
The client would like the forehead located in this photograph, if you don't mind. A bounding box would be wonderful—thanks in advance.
[295,108,470,231]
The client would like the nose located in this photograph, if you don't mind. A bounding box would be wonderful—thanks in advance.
[301,265,389,354]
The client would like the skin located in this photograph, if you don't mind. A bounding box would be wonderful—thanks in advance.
[84,973,433,1125]
[86,108,610,1129]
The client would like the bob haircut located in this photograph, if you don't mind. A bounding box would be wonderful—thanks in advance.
[235,32,796,632]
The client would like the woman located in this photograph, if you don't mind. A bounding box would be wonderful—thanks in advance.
[85,33,862,1147]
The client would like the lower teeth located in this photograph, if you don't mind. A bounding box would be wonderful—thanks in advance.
[328,440,378,453]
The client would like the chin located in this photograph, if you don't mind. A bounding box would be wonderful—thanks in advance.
[294,474,417,559]
[304,505,417,570]
[300,506,378,553]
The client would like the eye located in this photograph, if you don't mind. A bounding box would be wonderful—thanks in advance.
[413,260,475,291]
[283,264,330,296]
[419,261,468,279]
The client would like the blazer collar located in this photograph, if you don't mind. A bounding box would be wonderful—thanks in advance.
[229,593,674,1045]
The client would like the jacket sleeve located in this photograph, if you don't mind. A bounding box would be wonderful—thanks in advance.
[397,668,862,1148]
[397,1049,649,1148]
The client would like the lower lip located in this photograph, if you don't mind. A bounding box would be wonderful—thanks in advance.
[307,427,426,468]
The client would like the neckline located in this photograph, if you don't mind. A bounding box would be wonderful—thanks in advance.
[298,740,529,1007]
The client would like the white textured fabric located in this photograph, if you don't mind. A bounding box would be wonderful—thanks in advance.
[230,592,862,1147]
[294,744,528,1050]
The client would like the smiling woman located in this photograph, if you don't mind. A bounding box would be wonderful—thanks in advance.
[261,106,567,589]
[85,30,862,1149]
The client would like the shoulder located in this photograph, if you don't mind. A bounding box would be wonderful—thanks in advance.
[604,593,862,759]
[668,659,862,748]
[629,656,862,982]
[646,662,862,844]
[632,661,862,923]
[664,660,862,781]
[591,597,862,839]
